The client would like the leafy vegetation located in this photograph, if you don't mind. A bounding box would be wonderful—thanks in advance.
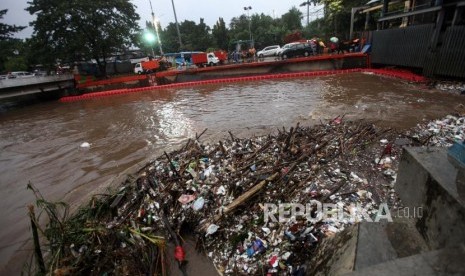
[26,182,166,275]
[2,1,374,74]
[0,9,26,73]
[26,0,140,76]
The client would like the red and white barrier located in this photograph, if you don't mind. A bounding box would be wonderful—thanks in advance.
[59,68,427,102]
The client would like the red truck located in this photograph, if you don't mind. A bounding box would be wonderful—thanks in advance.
[213,50,228,64]
[134,60,159,74]
[190,52,220,67]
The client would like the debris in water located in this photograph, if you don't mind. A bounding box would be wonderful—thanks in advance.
[79,142,91,148]
[27,115,465,275]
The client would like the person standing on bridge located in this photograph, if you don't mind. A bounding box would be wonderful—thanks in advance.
[248,47,256,62]
[329,36,339,55]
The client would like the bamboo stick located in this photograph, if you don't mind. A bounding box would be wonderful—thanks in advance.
[28,205,46,274]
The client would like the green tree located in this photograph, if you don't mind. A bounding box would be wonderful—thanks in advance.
[193,18,214,51]
[281,7,303,33]
[161,22,182,53]
[251,14,282,49]
[4,54,28,72]
[212,17,229,50]
[179,18,214,51]
[0,9,26,40]
[0,9,26,72]
[322,0,344,35]
[228,14,253,49]
[302,18,326,38]
[178,20,197,50]
[313,0,368,39]
[159,19,214,53]
[26,0,140,76]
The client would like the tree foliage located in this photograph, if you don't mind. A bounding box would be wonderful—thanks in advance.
[281,7,303,32]
[3,1,373,75]
[26,0,140,76]
[181,18,214,51]
[157,18,214,53]
[0,9,26,40]
[212,17,229,50]
[229,15,251,42]
[160,22,182,53]
[319,0,370,38]
[0,9,26,72]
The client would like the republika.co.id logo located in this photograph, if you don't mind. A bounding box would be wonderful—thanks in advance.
[263,201,397,223]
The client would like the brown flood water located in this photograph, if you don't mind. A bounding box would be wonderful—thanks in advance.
[0,72,463,274]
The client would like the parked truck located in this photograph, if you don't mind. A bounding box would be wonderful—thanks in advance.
[134,60,159,74]
[191,52,219,67]
[213,50,228,64]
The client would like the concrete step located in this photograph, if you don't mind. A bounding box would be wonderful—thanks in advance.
[307,220,429,275]
[345,243,465,276]
[395,147,465,250]
[309,147,465,276]
[354,218,429,271]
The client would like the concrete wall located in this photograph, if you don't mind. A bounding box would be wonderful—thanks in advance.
[395,147,465,249]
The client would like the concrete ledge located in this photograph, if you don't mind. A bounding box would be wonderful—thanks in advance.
[0,74,74,88]
[346,243,465,276]
[308,220,429,275]
[395,147,465,249]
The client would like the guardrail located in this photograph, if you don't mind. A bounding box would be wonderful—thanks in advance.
[0,74,75,100]
[0,74,74,89]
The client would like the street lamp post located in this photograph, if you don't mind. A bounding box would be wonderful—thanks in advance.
[144,32,156,57]
[243,6,253,46]
[149,0,163,55]
[171,0,183,49]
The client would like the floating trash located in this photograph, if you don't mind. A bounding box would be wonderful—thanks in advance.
[192,197,205,211]
[206,224,219,236]
[79,142,91,148]
[28,115,465,275]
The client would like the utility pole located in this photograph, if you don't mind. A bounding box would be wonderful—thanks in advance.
[300,1,311,26]
[244,6,253,46]
[350,6,368,39]
[170,0,183,49]
[149,0,163,55]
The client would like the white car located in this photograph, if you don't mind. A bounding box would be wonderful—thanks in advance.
[10,71,35,78]
[257,45,281,58]
[276,42,300,56]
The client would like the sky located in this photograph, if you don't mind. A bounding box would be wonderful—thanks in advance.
[1,0,324,39]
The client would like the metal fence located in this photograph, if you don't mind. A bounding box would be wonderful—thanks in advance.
[370,24,465,78]
[371,24,434,68]
[434,26,465,78]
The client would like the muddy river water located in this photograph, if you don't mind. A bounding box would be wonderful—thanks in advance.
[0,72,463,274]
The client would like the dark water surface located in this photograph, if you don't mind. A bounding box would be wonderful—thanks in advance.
[0,73,463,274]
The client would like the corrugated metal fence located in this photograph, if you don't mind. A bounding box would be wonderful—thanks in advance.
[370,24,465,78]
[371,24,434,68]
[435,26,465,78]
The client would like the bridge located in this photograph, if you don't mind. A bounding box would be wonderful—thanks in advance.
[0,74,75,101]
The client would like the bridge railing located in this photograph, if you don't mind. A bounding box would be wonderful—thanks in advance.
[0,74,74,89]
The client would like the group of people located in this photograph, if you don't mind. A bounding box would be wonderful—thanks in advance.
[308,37,362,55]
[328,38,362,54]
[307,38,327,55]
[228,36,363,63]
[231,47,256,63]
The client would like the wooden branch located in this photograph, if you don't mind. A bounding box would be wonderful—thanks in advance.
[200,172,279,231]
[28,205,46,274]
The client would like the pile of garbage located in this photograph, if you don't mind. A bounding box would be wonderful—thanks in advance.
[409,115,465,147]
[432,80,465,95]
[28,115,465,275]
[139,120,399,275]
